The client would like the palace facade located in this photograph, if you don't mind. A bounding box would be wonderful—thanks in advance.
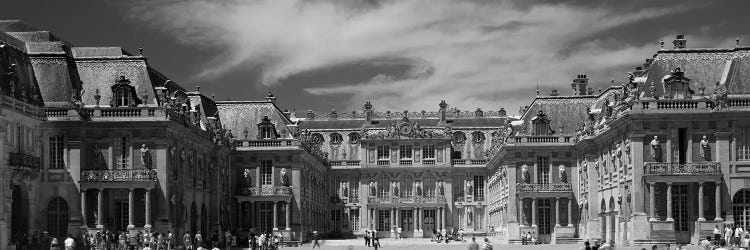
[2,19,750,249]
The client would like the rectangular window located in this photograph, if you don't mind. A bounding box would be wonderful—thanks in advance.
[399,145,412,159]
[377,210,391,231]
[377,146,390,160]
[117,137,130,169]
[261,127,273,139]
[473,176,485,201]
[537,156,550,184]
[350,209,360,231]
[739,128,750,161]
[261,160,273,185]
[48,137,65,169]
[422,145,435,159]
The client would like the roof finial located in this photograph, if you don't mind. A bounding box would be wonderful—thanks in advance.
[138,47,143,55]
[738,36,741,47]
[196,85,200,92]
[536,83,540,97]
[659,39,664,48]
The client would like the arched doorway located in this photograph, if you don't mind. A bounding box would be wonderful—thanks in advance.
[47,197,69,239]
[11,185,29,244]
[734,189,750,231]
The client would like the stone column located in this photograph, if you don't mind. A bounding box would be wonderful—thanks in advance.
[519,198,525,226]
[567,198,573,226]
[285,202,291,230]
[418,208,423,231]
[390,209,395,231]
[414,208,419,232]
[396,208,400,229]
[97,188,104,228]
[555,197,561,227]
[698,182,706,221]
[373,208,378,230]
[715,181,723,222]
[649,182,656,221]
[441,207,446,231]
[237,201,243,230]
[273,201,278,230]
[532,198,537,227]
[128,188,134,228]
[81,189,87,228]
[145,188,152,228]
[666,182,673,221]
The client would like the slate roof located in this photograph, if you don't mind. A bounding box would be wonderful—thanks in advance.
[216,101,296,139]
[518,95,597,135]
[297,117,507,130]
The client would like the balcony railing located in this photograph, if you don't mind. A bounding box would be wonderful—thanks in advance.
[400,160,413,165]
[329,160,361,166]
[1,95,44,117]
[9,152,41,169]
[423,159,436,165]
[512,135,572,144]
[368,195,447,204]
[644,162,721,176]
[235,139,296,148]
[517,183,573,193]
[452,159,487,165]
[238,186,292,196]
[376,160,390,166]
[81,169,157,182]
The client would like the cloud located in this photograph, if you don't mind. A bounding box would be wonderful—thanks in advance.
[125,0,694,111]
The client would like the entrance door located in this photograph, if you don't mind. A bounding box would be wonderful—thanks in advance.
[11,185,28,242]
[537,199,552,244]
[673,185,690,243]
[377,210,391,238]
[259,203,273,232]
[423,209,436,237]
[115,201,129,231]
[400,210,414,238]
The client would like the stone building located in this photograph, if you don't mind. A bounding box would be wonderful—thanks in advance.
[486,35,750,246]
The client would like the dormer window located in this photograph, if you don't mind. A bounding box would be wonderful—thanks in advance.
[532,110,553,135]
[256,116,278,139]
[110,76,141,107]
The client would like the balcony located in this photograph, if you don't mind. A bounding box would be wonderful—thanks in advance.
[1,95,44,117]
[329,160,361,167]
[238,186,292,197]
[512,135,573,144]
[644,162,722,182]
[234,139,297,149]
[376,160,390,166]
[367,195,447,206]
[452,159,487,166]
[517,183,573,198]
[9,152,41,169]
[80,169,157,189]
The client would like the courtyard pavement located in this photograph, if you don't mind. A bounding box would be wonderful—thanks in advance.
[284,238,706,250]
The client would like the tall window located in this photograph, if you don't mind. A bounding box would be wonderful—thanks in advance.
[117,137,130,169]
[378,179,389,198]
[739,128,750,161]
[473,176,485,201]
[350,177,359,201]
[350,209,360,231]
[48,137,64,169]
[261,160,273,185]
[261,127,273,139]
[537,156,550,184]
[47,197,69,238]
[423,145,435,159]
[378,210,391,231]
[399,145,412,159]
[114,87,133,107]
[377,146,390,160]
[734,189,750,231]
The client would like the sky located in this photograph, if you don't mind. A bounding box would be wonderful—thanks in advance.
[2,0,750,115]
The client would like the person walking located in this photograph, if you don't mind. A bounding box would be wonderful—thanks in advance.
[482,238,493,250]
[50,238,61,250]
[467,237,479,250]
[715,226,722,246]
[184,232,193,250]
[64,235,75,250]
[365,230,370,247]
[312,231,320,249]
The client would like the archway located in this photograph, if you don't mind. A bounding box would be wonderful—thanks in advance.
[10,185,29,244]
[734,189,750,230]
[47,197,69,239]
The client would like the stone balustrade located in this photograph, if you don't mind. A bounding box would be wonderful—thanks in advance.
[644,162,721,176]
[238,186,292,196]
[329,160,361,166]
[511,135,573,144]
[1,95,44,117]
[516,183,573,193]
[81,169,157,182]
[9,152,41,169]
[367,195,447,204]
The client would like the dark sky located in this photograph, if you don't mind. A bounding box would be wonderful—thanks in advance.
[2,0,749,114]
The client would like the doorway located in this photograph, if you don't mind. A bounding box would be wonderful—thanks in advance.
[11,185,28,243]
[399,210,414,238]
[423,209,436,237]
[115,201,129,231]
[537,199,552,243]
[673,184,690,243]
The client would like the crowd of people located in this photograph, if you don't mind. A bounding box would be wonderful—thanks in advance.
[43,229,243,250]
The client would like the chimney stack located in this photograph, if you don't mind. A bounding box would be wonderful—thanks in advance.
[673,34,687,49]
[266,91,277,103]
[571,74,589,95]
[550,89,559,96]
[634,66,644,76]
[439,100,448,123]
[364,101,373,122]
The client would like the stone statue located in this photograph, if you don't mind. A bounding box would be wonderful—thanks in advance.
[559,165,567,183]
[521,165,530,184]
[342,182,349,197]
[369,181,377,197]
[278,169,289,187]
[650,136,662,162]
[242,169,252,187]
[416,182,423,196]
[438,181,445,196]
[700,135,711,160]
[466,180,473,196]
[140,144,152,169]
[392,182,400,197]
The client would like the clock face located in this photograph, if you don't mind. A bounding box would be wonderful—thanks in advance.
[398,123,412,136]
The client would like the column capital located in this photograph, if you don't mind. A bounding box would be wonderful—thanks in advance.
[665,182,673,185]
[98,187,105,191]
[716,180,723,185]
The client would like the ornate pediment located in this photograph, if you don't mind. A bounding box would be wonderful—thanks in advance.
[360,117,452,140]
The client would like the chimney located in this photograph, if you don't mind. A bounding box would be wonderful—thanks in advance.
[634,66,644,76]
[571,74,589,95]
[498,108,507,117]
[587,87,594,95]
[519,105,529,115]
[306,110,315,120]
[550,89,559,96]
[283,109,291,119]
[644,58,653,70]
[364,101,373,122]
[266,91,277,103]
[439,100,448,123]
[673,34,687,49]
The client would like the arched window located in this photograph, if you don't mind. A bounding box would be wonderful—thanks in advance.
[453,131,466,144]
[472,131,485,143]
[532,110,552,135]
[110,76,141,107]
[348,133,361,144]
[311,133,324,144]
[257,116,277,139]
[330,133,343,145]
[47,197,69,238]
